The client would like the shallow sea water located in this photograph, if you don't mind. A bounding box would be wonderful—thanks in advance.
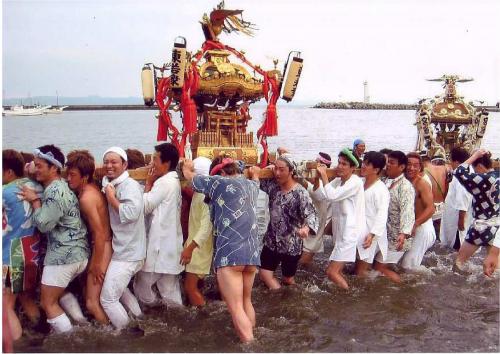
[3,107,499,352]
[11,238,500,353]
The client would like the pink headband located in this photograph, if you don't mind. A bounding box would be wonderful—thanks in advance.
[210,158,234,176]
[316,155,331,165]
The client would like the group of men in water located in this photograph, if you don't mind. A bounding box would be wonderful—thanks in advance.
[2,139,499,344]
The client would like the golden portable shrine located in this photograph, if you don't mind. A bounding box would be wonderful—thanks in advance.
[415,75,490,160]
[140,1,303,167]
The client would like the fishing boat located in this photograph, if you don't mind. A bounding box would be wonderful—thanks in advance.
[415,75,490,159]
[44,106,69,114]
[2,105,52,116]
[140,1,303,166]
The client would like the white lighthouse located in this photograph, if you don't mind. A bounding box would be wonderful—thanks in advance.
[363,81,370,103]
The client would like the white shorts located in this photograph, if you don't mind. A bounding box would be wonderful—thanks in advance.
[359,244,380,264]
[329,237,357,263]
[375,250,405,264]
[42,259,88,288]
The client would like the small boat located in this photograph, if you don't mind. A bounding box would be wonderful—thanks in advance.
[2,105,52,116]
[44,106,68,114]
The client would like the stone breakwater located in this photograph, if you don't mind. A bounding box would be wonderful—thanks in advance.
[313,101,417,110]
[313,101,500,112]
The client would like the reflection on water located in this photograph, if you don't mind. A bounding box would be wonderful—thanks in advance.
[14,237,499,353]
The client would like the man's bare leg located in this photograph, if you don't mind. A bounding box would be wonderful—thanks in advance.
[259,269,281,290]
[85,273,109,324]
[454,241,480,270]
[326,261,349,289]
[373,261,401,283]
[184,273,206,306]
[299,251,314,265]
[40,285,67,319]
[217,266,254,343]
[242,266,257,328]
[18,291,41,324]
[282,276,296,285]
[355,260,372,277]
[3,289,22,340]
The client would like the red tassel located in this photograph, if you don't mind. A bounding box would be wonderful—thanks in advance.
[157,116,167,141]
[180,64,199,135]
[155,78,181,152]
[264,104,278,136]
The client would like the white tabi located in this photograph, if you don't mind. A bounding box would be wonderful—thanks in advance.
[317,174,365,262]
[401,175,436,270]
[134,171,184,306]
[439,171,473,248]
[303,181,332,254]
[360,179,390,263]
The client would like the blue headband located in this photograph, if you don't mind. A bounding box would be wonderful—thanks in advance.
[353,138,365,150]
[33,148,63,169]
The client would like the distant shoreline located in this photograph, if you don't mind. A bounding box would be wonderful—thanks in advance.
[3,103,499,112]
[313,102,417,110]
[313,101,500,112]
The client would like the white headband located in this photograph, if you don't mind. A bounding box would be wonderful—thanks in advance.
[103,147,128,162]
[33,148,63,169]
[193,156,212,176]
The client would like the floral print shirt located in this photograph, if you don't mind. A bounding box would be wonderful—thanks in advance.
[385,174,415,251]
[260,179,319,256]
[32,179,90,265]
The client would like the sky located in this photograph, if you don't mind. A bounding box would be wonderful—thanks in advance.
[2,0,500,104]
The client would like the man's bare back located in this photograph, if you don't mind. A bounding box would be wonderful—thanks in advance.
[423,164,448,203]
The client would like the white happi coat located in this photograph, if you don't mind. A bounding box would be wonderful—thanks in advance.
[317,174,365,262]
[304,181,332,253]
[439,173,473,248]
[359,179,390,262]
[142,171,184,274]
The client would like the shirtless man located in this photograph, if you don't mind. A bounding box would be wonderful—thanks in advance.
[422,154,448,220]
[66,150,112,324]
[401,152,436,270]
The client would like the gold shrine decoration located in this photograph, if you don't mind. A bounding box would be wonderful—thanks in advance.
[415,75,490,158]
[477,111,489,138]
[171,37,187,89]
[281,51,303,102]
[196,146,258,165]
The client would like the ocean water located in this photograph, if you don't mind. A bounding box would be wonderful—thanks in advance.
[3,106,499,160]
[2,107,499,353]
